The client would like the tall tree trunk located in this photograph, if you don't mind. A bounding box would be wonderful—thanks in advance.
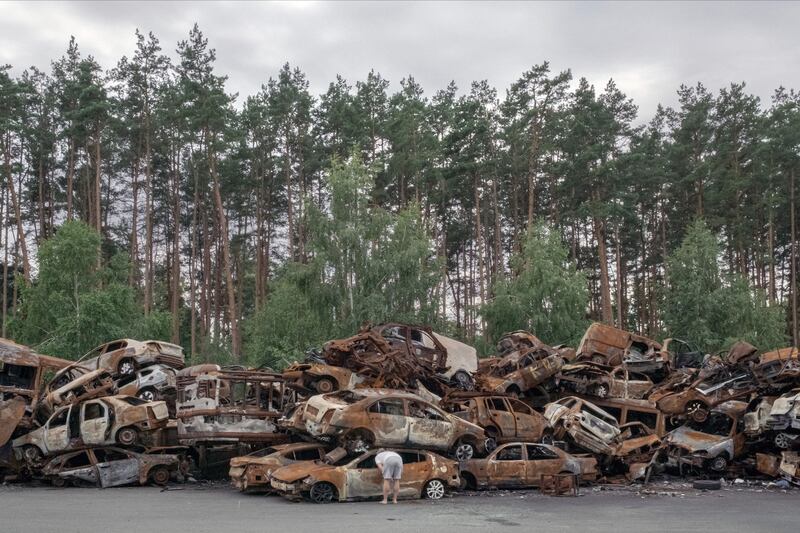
[94,127,102,233]
[615,225,624,329]
[594,211,613,325]
[284,132,294,261]
[791,169,798,347]
[66,140,75,221]
[143,128,154,315]
[171,146,181,344]
[4,133,30,283]
[130,157,140,286]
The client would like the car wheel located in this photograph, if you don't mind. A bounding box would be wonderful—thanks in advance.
[708,455,728,472]
[309,482,337,503]
[315,378,336,394]
[686,401,709,423]
[591,355,605,364]
[137,388,158,402]
[592,384,609,398]
[453,441,475,461]
[423,479,446,500]
[116,426,139,446]
[452,371,474,391]
[50,477,67,488]
[149,466,170,486]
[118,358,136,376]
[774,432,793,449]
[484,437,497,453]
[693,479,721,490]
[23,445,42,463]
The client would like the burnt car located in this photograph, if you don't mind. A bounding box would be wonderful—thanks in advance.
[576,323,667,377]
[282,389,490,460]
[282,362,365,395]
[543,396,660,459]
[0,338,72,437]
[269,448,460,503]
[41,447,181,487]
[116,364,176,402]
[229,443,328,493]
[458,442,597,490]
[558,363,654,400]
[42,366,116,414]
[475,340,564,400]
[444,394,547,443]
[80,339,185,376]
[745,390,800,449]
[753,347,800,389]
[649,372,756,423]
[660,401,748,473]
[175,367,291,445]
[13,395,170,461]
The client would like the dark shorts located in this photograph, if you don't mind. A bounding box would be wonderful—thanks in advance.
[382,456,403,480]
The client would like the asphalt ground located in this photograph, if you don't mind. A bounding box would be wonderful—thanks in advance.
[2,482,799,533]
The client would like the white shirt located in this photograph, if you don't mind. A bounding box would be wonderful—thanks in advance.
[375,451,402,465]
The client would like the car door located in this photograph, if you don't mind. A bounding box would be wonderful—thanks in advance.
[43,406,71,453]
[507,398,544,441]
[481,397,517,439]
[366,398,410,445]
[81,400,111,445]
[524,444,565,486]
[407,400,453,450]
[397,451,428,497]
[345,453,384,500]
[487,444,525,488]
[92,448,141,488]
[59,451,99,486]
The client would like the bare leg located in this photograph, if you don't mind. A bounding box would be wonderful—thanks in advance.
[382,479,389,504]
[392,479,399,503]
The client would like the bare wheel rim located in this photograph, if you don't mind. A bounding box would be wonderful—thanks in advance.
[316,378,335,393]
[151,467,169,485]
[774,433,791,449]
[310,482,335,503]
[595,384,608,398]
[24,446,41,462]
[710,456,727,471]
[119,359,135,375]
[118,428,137,445]
[455,443,474,461]
[138,389,156,402]
[425,480,445,499]
[687,402,708,422]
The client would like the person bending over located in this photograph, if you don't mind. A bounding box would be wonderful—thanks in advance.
[375,450,403,504]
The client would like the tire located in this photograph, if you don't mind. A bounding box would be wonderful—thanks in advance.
[707,455,728,473]
[452,440,475,461]
[693,479,721,490]
[50,476,67,488]
[308,482,337,503]
[484,437,497,453]
[452,371,474,391]
[315,378,336,394]
[774,432,793,450]
[118,358,137,376]
[137,388,158,402]
[116,426,139,446]
[23,445,43,463]
[149,466,170,486]
[423,479,446,500]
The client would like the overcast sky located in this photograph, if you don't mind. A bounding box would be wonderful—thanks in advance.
[2,1,799,120]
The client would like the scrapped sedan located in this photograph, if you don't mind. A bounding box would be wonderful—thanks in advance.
[81,339,185,376]
[229,443,328,492]
[269,448,460,503]
[13,395,169,461]
[282,389,490,460]
[475,349,563,400]
[445,394,547,443]
[41,447,181,487]
[650,372,756,422]
[459,442,597,490]
[558,363,654,400]
[116,364,176,401]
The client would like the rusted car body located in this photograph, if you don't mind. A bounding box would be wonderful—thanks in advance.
[269,448,460,502]
[13,395,169,461]
[779,451,800,485]
[0,338,72,437]
[41,447,180,487]
[459,442,597,490]
[753,347,800,389]
[42,367,116,414]
[228,443,328,492]
[282,362,364,394]
[576,324,667,375]
[475,345,563,399]
[175,367,291,444]
[116,364,177,401]
[445,394,546,443]
[650,372,755,422]
[80,339,185,376]
[584,396,676,437]
[282,389,489,460]
[543,396,660,458]
[558,363,654,400]
[661,401,747,473]
[745,390,800,449]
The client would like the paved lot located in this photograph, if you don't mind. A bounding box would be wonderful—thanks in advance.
[2,483,799,533]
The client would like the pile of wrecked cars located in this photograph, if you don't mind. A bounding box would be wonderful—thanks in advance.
[4,321,800,501]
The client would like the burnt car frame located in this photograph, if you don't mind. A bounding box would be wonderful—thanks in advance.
[13,395,169,461]
[475,340,564,400]
[576,323,667,376]
[79,339,185,376]
[41,446,180,487]
[283,389,490,460]
[558,363,654,400]
[229,442,328,493]
[269,448,460,503]
[458,441,597,490]
[649,372,756,422]
[116,364,177,402]
[444,393,547,444]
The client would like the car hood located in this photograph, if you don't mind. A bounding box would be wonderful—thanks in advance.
[271,461,334,483]
[666,426,726,452]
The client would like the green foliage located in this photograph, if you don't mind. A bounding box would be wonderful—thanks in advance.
[244,156,441,366]
[8,221,171,359]
[481,224,590,348]
[664,220,786,353]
